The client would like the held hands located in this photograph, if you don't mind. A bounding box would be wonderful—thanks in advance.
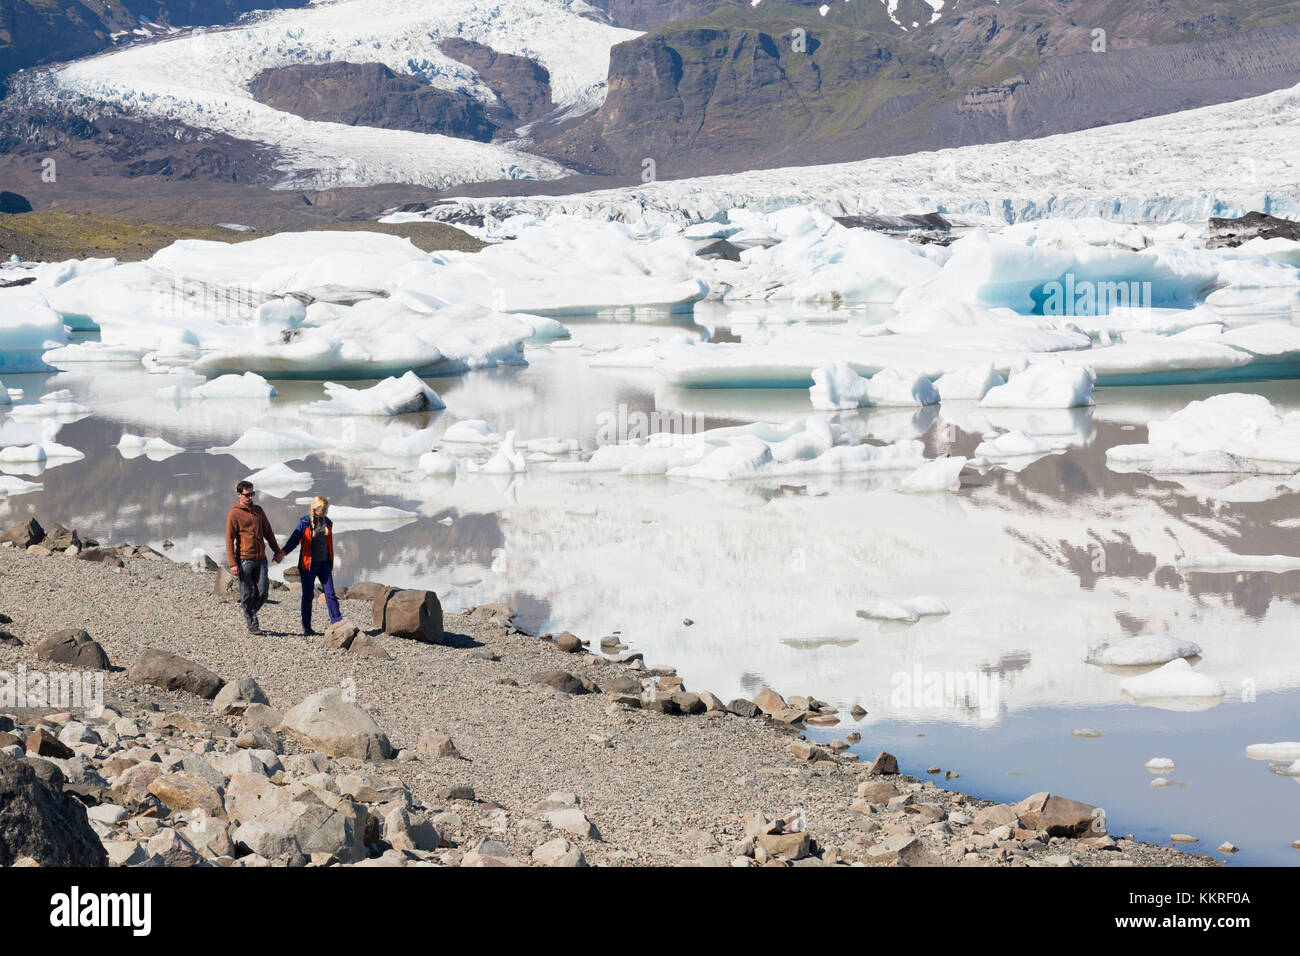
[273,549,285,564]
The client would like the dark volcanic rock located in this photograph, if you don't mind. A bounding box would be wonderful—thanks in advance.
[34,629,111,669]
[249,62,497,141]
[439,38,554,129]
[127,648,224,699]
[0,754,107,866]
[0,191,32,213]
[1206,211,1300,248]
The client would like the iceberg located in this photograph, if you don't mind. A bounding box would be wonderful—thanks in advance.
[810,363,939,410]
[441,420,500,444]
[981,361,1096,409]
[0,290,68,374]
[935,364,1005,401]
[467,431,528,475]
[193,372,278,401]
[304,371,445,416]
[1087,634,1202,667]
[117,434,185,460]
[857,596,951,623]
[1245,742,1300,762]
[245,462,313,497]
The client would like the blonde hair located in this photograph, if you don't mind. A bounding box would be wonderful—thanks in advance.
[310,496,329,518]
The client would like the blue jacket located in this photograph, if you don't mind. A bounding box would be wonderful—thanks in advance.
[283,515,333,572]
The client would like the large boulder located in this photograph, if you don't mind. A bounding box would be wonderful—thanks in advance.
[346,581,394,603]
[1013,792,1103,837]
[373,589,443,642]
[258,789,368,863]
[278,688,392,761]
[0,754,107,866]
[126,648,224,699]
[212,678,269,717]
[0,518,44,549]
[33,629,111,669]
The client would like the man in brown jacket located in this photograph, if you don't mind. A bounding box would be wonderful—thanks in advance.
[225,480,284,635]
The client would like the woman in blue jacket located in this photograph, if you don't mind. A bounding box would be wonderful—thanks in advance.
[282,495,343,635]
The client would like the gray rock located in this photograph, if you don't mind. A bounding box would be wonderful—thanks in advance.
[277,688,392,761]
[34,629,111,669]
[212,678,269,717]
[127,648,224,699]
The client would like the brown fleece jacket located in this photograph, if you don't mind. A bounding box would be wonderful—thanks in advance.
[225,500,280,568]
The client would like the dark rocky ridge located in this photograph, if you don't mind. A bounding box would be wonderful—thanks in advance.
[248,62,497,141]
[533,1,1300,177]
[438,38,554,131]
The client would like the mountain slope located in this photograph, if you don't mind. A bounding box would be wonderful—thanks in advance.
[534,0,1300,176]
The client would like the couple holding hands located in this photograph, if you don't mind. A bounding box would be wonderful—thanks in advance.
[224,480,342,636]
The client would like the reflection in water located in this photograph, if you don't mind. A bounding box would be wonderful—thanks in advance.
[2,320,1299,864]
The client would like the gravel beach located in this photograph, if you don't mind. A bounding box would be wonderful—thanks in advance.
[0,530,1220,868]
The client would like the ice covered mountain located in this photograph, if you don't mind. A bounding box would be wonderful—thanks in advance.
[403,77,1300,229]
[6,0,638,189]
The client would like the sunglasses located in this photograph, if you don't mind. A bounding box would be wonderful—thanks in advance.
[240,490,256,497]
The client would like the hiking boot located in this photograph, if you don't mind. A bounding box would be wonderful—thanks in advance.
[303,627,318,637]
[247,624,265,636]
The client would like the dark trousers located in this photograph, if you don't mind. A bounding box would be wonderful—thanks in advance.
[238,559,269,628]
[301,564,342,631]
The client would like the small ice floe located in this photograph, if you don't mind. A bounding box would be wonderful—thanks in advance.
[304,371,444,416]
[1175,553,1300,573]
[467,431,527,475]
[1071,729,1102,738]
[0,445,46,464]
[8,400,91,419]
[1245,742,1300,762]
[193,372,278,401]
[980,360,1096,409]
[1086,633,1202,667]
[417,451,458,476]
[1268,759,1300,777]
[809,361,939,410]
[856,596,950,623]
[39,389,73,403]
[1119,658,1224,710]
[437,516,454,526]
[1145,757,1176,773]
[935,364,1005,401]
[897,455,967,493]
[0,475,41,497]
[292,500,417,532]
[1150,778,1184,789]
[117,434,185,461]
[206,427,326,468]
[441,419,500,444]
[244,463,312,497]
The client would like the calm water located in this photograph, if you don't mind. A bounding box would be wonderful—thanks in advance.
[2,309,1298,864]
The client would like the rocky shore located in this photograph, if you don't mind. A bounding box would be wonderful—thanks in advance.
[0,517,1219,868]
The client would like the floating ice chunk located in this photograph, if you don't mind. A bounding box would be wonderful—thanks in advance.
[1119,659,1224,704]
[0,379,7,406]
[810,362,939,409]
[468,431,528,475]
[442,420,499,444]
[898,456,967,493]
[245,462,312,496]
[857,596,950,623]
[935,364,1005,401]
[1144,757,1176,773]
[305,371,444,416]
[0,445,46,464]
[193,372,278,401]
[117,434,185,460]
[1245,742,1300,761]
[973,430,1058,459]
[0,290,67,373]
[291,500,417,531]
[8,401,92,419]
[43,342,151,364]
[417,451,458,476]
[981,360,1095,409]
[1110,393,1300,473]
[1176,553,1300,573]
[0,475,42,497]
[669,438,926,481]
[1087,634,1202,667]
[39,389,73,403]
